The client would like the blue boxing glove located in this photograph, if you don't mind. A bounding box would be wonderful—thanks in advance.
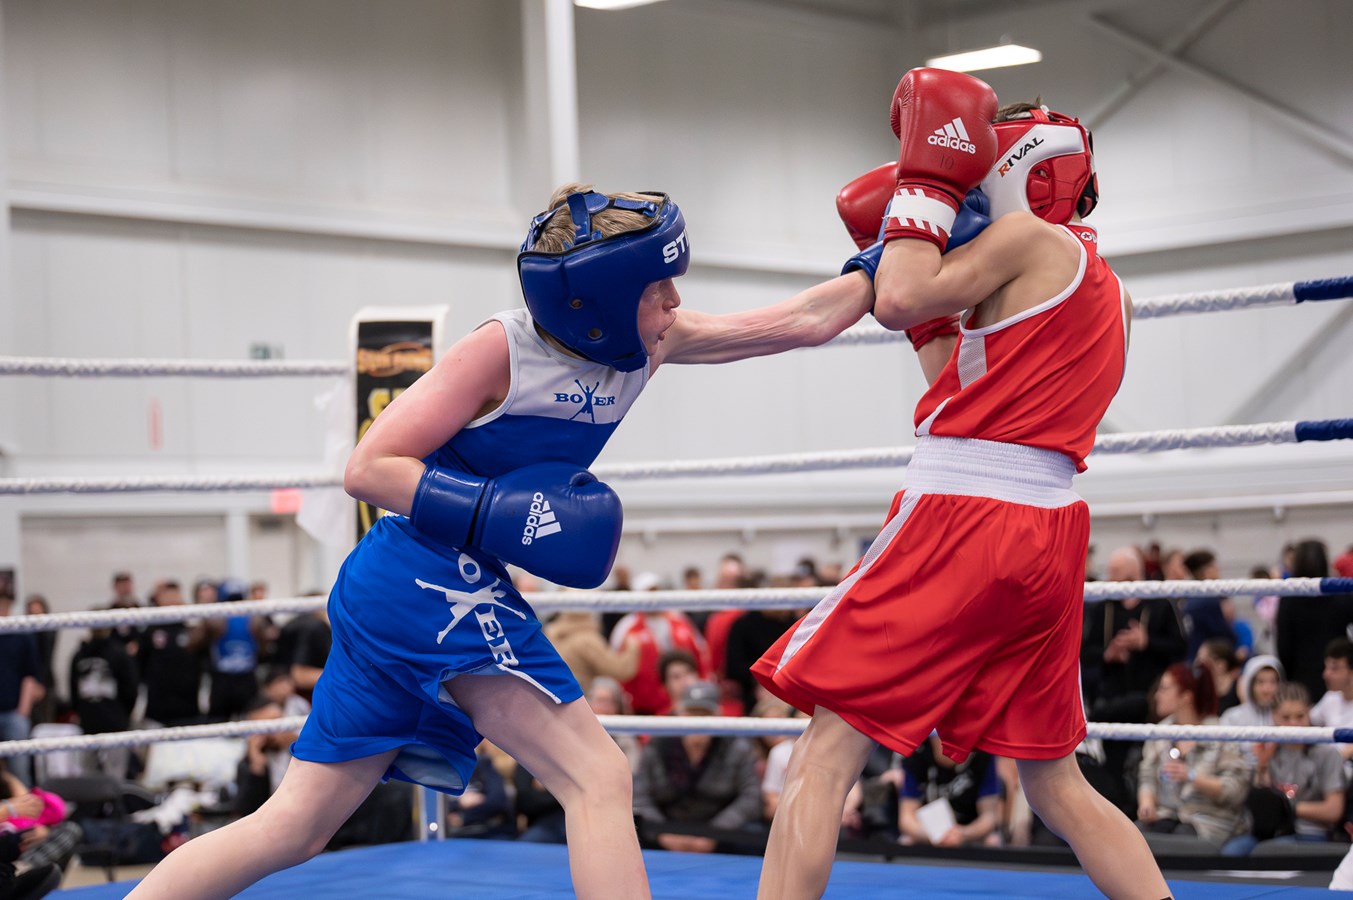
[842,189,992,281]
[410,462,622,589]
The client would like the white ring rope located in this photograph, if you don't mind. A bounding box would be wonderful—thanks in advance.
[0,358,347,378]
[3,279,1345,376]
[0,579,1343,636]
[0,716,1345,759]
[1,420,1342,495]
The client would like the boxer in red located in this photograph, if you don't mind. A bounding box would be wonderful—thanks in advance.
[754,69,1171,899]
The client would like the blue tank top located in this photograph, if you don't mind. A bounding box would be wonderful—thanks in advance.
[213,616,257,675]
[427,310,649,477]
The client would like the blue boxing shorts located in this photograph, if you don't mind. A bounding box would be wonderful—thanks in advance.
[291,514,581,795]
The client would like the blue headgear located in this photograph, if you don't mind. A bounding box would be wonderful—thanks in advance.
[518,191,689,372]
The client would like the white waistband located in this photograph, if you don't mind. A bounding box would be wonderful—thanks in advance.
[901,436,1081,508]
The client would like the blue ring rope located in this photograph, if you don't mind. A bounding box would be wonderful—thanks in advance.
[1294,276,1353,302]
[1294,419,1353,442]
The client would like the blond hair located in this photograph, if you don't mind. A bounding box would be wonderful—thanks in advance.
[527,183,659,253]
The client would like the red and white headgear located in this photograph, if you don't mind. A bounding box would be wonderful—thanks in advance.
[979,106,1097,225]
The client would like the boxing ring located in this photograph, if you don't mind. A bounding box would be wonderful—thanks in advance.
[2,274,1353,897]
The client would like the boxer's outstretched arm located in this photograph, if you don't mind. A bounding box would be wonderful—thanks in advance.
[653,273,874,366]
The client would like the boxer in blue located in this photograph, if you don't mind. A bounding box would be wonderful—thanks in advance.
[127,184,880,899]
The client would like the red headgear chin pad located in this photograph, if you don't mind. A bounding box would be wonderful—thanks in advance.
[980,108,1096,225]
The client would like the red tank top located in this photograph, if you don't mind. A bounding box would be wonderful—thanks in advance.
[912,225,1127,472]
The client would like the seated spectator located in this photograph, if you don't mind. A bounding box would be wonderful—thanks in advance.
[1254,683,1346,842]
[586,677,640,769]
[1220,655,1284,732]
[258,666,311,719]
[514,760,565,845]
[234,698,302,816]
[233,698,411,848]
[610,576,710,716]
[632,681,762,853]
[0,761,81,878]
[1137,663,1252,850]
[1196,638,1242,713]
[1311,638,1353,764]
[544,611,640,694]
[895,737,1001,848]
[837,745,901,842]
[443,744,515,840]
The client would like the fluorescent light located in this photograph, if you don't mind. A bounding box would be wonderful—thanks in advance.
[925,44,1042,73]
[575,0,668,9]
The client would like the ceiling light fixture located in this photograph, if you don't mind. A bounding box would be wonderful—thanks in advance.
[925,43,1042,73]
[575,0,669,10]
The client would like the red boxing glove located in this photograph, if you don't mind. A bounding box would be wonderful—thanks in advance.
[836,162,895,251]
[904,314,961,351]
[885,68,998,250]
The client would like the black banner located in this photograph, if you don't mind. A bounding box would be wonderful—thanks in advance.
[354,319,435,541]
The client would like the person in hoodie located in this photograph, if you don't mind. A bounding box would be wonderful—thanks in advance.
[1220,654,1285,769]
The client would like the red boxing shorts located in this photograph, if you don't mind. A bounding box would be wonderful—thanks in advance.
[753,436,1089,762]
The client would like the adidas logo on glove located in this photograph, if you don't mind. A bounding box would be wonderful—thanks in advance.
[927,117,976,154]
[521,493,563,545]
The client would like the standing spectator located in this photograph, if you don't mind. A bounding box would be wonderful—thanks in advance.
[895,737,1002,847]
[1310,638,1353,764]
[1181,550,1237,664]
[704,554,748,677]
[1334,545,1353,579]
[247,580,280,663]
[70,624,139,777]
[632,681,763,853]
[200,580,264,721]
[1278,540,1353,701]
[723,607,798,713]
[682,567,703,591]
[1136,664,1252,850]
[544,611,640,694]
[273,599,331,703]
[1196,638,1242,713]
[1254,683,1346,842]
[1142,542,1164,581]
[609,578,710,716]
[106,572,143,657]
[138,581,205,727]
[1082,546,1186,723]
[0,595,40,785]
[21,597,57,727]
[1250,565,1280,658]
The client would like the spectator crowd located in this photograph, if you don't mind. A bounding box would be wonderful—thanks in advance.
[0,535,1352,892]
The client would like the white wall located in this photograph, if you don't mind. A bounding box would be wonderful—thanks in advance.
[2,0,1351,605]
